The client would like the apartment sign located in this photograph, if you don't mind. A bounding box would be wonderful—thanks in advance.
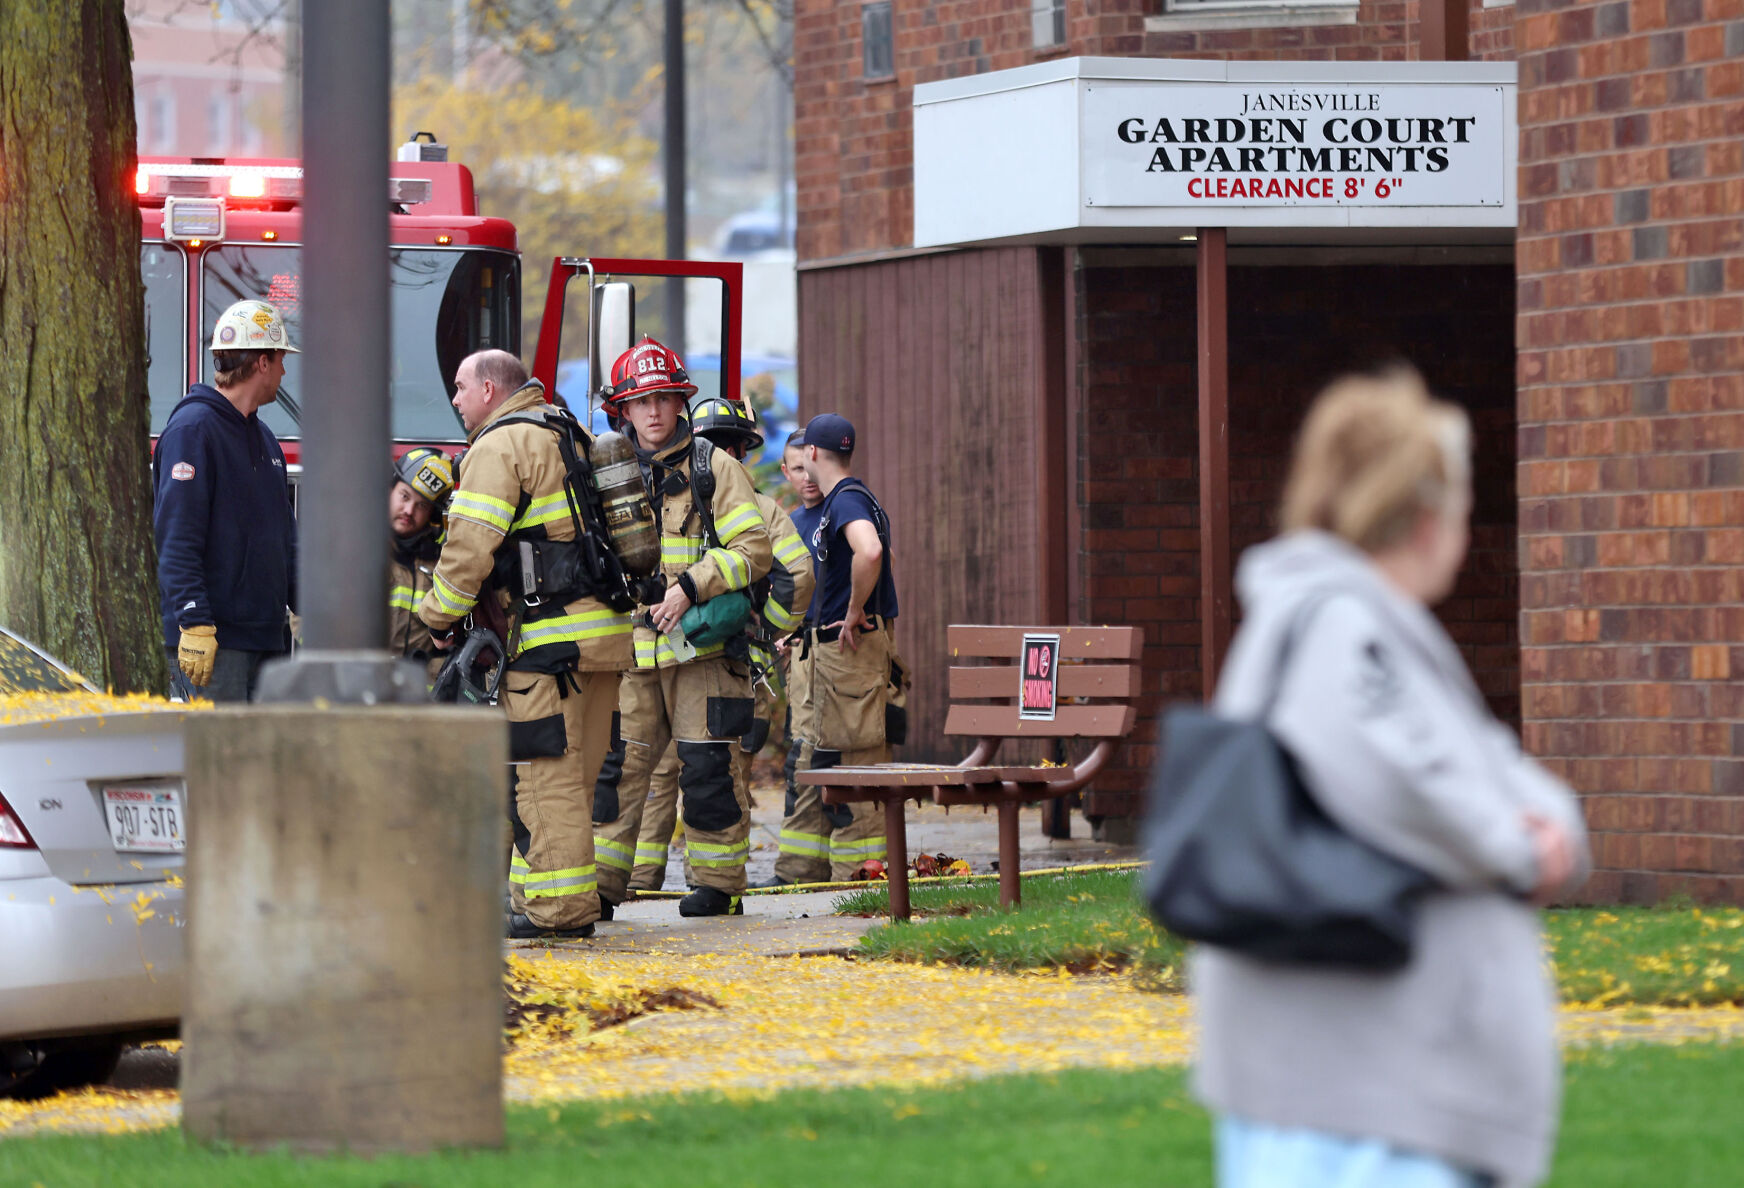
[1083,83,1509,208]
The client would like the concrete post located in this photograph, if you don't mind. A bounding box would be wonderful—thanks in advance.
[181,707,506,1152]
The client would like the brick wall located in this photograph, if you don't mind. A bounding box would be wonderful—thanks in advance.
[795,0,1488,265]
[1075,251,1519,816]
[1515,0,1744,902]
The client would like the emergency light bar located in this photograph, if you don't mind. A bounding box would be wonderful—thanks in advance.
[134,163,434,207]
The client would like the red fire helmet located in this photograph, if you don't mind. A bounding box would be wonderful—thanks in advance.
[604,336,698,408]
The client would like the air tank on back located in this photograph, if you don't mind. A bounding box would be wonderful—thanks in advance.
[589,430,660,577]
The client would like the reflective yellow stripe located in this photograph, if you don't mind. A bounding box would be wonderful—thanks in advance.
[661,536,704,565]
[634,842,669,864]
[763,599,799,632]
[705,547,750,591]
[525,862,598,899]
[779,829,830,858]
[510,492,573,532]
[831,837,888,861]
[509,852,530,884]
[519,610,635,648]
[429,571,476,615]
[595,836,634,872]
[448,490,515,534]
[633,634,725,669]
[714,501,761,544]
[688,839,750,867]
[389,585,417,611]
[773,534,809,566]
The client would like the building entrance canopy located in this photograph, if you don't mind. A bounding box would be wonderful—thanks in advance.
[913,58,1518,248]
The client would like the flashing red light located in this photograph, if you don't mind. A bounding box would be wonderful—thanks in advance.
[135,169,150,195]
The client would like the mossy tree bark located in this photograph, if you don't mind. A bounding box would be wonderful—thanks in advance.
[0,1,164,692]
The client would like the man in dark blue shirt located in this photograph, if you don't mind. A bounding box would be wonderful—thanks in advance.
[153,299,299,702]
[789,414,908,880]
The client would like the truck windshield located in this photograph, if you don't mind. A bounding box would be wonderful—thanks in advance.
[142,244,188,433]
[145,244,519,442]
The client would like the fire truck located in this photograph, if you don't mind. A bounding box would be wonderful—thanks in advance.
[137,135,746,474]
[136,135,520,471]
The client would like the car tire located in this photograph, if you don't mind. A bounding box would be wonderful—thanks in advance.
[1,1041,125,1100]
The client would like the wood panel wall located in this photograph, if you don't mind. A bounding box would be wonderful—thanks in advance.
[797,247,1053,763]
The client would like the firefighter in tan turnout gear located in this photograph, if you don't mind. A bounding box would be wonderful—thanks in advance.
[418,349,634,940]
[592,338,773,917]
[627,396,814,892]
[387,446,454,676]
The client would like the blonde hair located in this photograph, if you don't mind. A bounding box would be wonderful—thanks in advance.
[1279,367,1471,554]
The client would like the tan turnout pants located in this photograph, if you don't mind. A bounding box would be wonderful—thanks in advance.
[593,657,754,902]
[505,668,617,930]
[779,625,906,882]
[630,654,775,891]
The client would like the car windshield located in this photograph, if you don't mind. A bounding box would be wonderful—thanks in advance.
[0,629,91,694]
[145,244,520,443]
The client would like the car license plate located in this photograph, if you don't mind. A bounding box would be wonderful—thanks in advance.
[103,784,186,853]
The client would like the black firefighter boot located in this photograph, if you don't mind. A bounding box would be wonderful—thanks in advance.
[506,912,595,940]
[678,886,744,917]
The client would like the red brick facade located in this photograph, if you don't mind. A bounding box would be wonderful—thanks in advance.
[1513,0,1744,901]
[795,0,1744,897]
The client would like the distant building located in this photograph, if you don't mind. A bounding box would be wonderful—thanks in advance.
[130,0,289,158]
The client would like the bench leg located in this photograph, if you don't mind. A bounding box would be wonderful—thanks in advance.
[885,796,911,922]
[998,800,1020,910]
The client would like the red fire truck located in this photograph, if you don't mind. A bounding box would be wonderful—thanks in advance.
[136,135,520,469]
[137,135,746,466]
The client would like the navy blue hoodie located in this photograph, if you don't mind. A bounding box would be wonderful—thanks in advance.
[153,385,298,651]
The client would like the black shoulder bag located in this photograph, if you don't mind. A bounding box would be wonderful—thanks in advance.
[1141,595,1435,971]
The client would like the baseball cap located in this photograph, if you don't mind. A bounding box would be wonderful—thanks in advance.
[802,413,856,454]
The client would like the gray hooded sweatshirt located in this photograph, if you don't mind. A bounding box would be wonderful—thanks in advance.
[1190,531,1591,1187]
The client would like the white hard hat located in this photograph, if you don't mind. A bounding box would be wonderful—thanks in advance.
[210,299,300,354]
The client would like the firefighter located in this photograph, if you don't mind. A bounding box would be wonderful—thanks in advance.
[627,398,814,893]
[794,413,907,880]
[591,338,773,918]
[418,349,634,940]
[388,447,455,676]
[153,298,298,702]
[752,430,831,887]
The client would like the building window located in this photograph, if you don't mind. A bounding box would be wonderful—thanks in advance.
[149,89,176,153]
[1032,0,1066,47]
[208,93,232,154]
[862,2,894,81]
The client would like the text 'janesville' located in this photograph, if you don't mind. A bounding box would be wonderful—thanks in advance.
[1117,104,1479,176]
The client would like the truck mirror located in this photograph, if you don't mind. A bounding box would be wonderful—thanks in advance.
[591,281,635,401]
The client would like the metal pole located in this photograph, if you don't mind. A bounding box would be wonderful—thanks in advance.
[1197,227,1231,699]
[260,0,419,703]
[664,0,687,351]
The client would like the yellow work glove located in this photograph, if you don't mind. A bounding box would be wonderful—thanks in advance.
[177,625,219,687]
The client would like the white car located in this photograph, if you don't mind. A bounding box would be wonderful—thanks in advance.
[0,629,189,1098]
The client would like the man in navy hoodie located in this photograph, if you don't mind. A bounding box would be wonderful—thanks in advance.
[154,299,299,702]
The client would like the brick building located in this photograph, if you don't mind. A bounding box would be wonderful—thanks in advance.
[793,0,1744,900]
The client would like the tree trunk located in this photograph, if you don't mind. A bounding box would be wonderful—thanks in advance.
[0,1,164,693]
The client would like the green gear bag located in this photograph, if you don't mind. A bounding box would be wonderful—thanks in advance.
[678,590,755,648]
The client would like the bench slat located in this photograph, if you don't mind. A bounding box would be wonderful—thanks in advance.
[947,625,1143,662]
[943,703,1137,739]
[948,663,1140,701]
[797,763,1082,789]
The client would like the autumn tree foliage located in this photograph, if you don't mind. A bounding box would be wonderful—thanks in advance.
[393,76,662,352]
[0,0,165,692]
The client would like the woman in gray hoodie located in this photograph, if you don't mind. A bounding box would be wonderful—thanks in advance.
[1193,369,1590,1188]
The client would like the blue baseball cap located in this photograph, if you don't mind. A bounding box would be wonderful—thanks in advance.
[802,413,856,454]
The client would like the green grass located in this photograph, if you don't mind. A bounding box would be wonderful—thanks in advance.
[1546,904,1744,1006]
[839,870,1188,985]
[837,871,1744,1006]
[6,1046,1744,1186]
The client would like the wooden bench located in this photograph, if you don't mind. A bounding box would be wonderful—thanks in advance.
[796,624,1143,920]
